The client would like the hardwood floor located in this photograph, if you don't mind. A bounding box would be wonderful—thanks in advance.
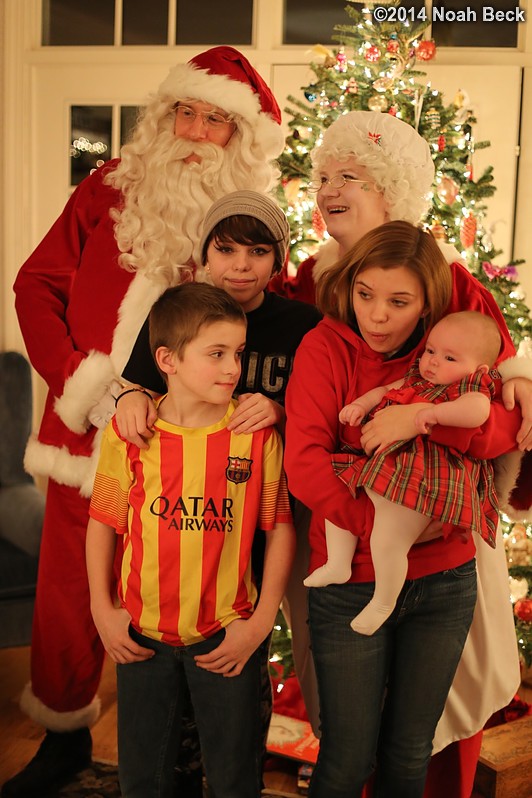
[1,645,530,795]
[0,646,299,793]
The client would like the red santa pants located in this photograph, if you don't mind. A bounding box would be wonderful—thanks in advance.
[30,480,105,719]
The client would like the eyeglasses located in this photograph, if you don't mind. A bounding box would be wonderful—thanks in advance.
[307,176,370,193]
[174,104,235,130]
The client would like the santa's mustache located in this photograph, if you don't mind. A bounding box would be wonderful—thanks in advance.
[166,138,223,165]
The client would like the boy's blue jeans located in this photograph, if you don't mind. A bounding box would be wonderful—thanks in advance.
[308,559,478,798]
[117,627,262,798]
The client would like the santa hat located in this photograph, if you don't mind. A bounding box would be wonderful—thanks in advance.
[312,111,435,224]
[158,46,285,160]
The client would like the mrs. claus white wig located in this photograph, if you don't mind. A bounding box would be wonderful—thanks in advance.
[311,111,435,224]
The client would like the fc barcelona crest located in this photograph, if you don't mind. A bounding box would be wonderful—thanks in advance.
[226,456,253,484]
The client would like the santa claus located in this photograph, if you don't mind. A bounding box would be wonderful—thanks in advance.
[6,46,284,797]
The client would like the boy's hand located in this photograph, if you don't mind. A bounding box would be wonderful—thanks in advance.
[193,618,265,677]
[226,393,284,434]
[339,402,365,426]
[114,389,157,449]
[92,606,154,665]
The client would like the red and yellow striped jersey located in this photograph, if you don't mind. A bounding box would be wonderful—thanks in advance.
[89,399,291,646]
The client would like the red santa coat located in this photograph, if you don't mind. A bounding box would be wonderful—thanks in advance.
[13,159,176,727]
[14,159,169,497]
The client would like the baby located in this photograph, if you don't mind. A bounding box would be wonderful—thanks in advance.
[304,311,503,635]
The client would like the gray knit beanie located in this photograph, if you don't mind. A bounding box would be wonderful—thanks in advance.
[199,190,290,264]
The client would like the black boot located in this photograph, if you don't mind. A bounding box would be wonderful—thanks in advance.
[1,728,92,797]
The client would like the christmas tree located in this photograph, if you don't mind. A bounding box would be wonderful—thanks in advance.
[273,0,532,673]
[277,0,532,348]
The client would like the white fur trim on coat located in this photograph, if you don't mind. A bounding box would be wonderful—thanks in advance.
[311,238,340,283]
[54,352,115,434]
[24,431,102,499]
[53,272,166,436]
[437,240,466,266]
[497,351,532,383]
[21,682,101,731]
[110,271,167,374]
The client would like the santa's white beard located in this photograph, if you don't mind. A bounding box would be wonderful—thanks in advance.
[114,135,245,282]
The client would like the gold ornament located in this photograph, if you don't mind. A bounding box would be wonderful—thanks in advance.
[436,176,459,205]
[430,223,447,242]
[284,178,301,206]
[311,45,335,65]
[425,108,441,130]
[372,77,393,93]
[367,94,388,112]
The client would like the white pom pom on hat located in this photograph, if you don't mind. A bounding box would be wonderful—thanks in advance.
[158,46,285,160]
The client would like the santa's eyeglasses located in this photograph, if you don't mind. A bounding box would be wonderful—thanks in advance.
[174,104,235,129]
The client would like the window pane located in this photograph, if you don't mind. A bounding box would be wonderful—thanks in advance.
[42,0,114,46]
[176,0,252,44]
[284,0,366,45]
[70,106,112,186]
[120,106,141,146]
[122,0,168,45]
[432,0,518,47]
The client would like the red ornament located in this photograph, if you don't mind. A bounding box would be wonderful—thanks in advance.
[465,160,474,181]
[460,213,477,249]
[514,598,532,623]
[438,135,446,152]
[312,207,327,240]
[388,106,398,117]
[336,49,347,73]
[365,45,381,63]
[387,39,400,54]
[345,78,358,95]
[416,40,436,61]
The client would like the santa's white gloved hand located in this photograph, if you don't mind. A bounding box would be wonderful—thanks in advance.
[87,379,123,429]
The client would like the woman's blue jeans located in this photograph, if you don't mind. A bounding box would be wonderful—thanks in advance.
[308,560,477,798]
[117,627,262,798]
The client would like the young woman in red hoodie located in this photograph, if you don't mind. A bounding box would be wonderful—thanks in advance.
[284,220,522,798]
[272,109,532,798]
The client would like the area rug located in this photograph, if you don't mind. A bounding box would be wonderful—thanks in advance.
[56,760,120,798]
[54,762,298,797]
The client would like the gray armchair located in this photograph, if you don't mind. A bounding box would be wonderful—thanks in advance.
[0,351,44,647]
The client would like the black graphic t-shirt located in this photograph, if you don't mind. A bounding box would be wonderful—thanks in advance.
[123,291,322,405]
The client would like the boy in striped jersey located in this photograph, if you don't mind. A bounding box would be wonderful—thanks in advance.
[86,283,295,798]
